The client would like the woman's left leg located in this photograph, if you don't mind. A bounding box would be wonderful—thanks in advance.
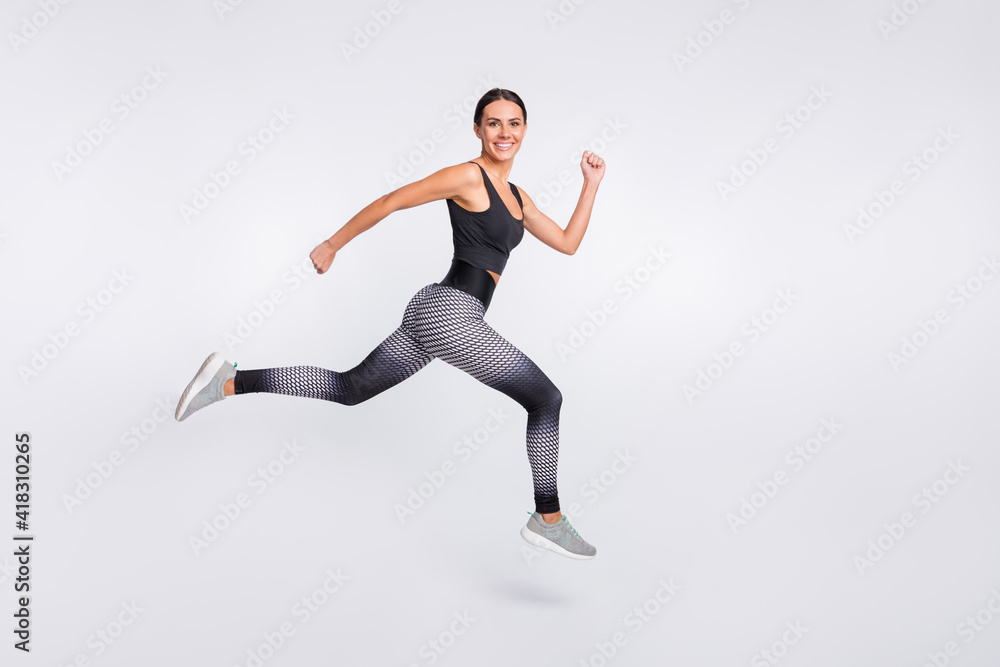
[411,284,563,514]
[411,284,596,559]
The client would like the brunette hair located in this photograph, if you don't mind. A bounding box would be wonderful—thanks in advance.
[474,88,527,126]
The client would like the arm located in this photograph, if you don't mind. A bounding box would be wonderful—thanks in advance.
[520,150,605,255]
[310,164,476,274]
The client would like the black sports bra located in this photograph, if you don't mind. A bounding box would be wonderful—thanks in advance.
[445,161,525,275]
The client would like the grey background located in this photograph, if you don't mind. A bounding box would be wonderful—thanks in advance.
[2,0,999,665]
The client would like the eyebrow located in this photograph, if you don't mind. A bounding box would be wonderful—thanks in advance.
[485,116,522,122]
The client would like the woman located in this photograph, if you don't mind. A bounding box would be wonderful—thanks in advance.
[175,88,605,560]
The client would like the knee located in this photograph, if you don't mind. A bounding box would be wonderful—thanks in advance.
[536,381,562,412]
[335,368,367,406]
[340,392,363,407]
[343,377,372,406]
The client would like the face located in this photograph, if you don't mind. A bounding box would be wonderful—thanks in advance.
[474,99,526,162]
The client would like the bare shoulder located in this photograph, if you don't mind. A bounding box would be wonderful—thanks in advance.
[431,161,482,195]
[445,161,487,207]
[452,160,482,181]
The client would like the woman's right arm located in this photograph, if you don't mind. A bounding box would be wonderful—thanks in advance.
[310,163,475,274]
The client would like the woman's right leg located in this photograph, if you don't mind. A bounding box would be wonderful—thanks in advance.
[232,284,438,405]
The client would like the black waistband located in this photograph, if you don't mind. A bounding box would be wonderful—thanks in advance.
[439,258,496,311]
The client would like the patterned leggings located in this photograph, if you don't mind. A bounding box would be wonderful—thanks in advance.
[233,283,562,513]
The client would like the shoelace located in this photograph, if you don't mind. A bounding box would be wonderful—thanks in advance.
[560,517,581,539]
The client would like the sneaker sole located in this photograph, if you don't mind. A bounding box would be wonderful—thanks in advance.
[520,524,596,560]
[175,352,226,421]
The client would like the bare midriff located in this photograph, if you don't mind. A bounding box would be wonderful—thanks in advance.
[487,270,500,285]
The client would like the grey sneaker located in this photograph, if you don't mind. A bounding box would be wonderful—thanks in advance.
[175,352,237,422]
[520,511,596,560]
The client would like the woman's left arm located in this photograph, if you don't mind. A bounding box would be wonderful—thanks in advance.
[520,150,605,255]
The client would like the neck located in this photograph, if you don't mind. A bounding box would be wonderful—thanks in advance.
[476,155,512,182]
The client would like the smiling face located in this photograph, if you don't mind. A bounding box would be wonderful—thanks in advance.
[474,99,526,163]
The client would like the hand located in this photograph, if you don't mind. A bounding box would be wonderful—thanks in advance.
[310,240,337,274]
[581,150,606,185]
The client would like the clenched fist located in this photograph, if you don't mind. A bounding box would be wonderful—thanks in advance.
[310,239,337,274]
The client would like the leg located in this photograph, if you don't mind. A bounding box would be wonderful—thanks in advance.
[412,285,562,515]
[232,285,437,405]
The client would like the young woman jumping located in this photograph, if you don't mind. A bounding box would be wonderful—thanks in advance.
[174,88,605,560]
